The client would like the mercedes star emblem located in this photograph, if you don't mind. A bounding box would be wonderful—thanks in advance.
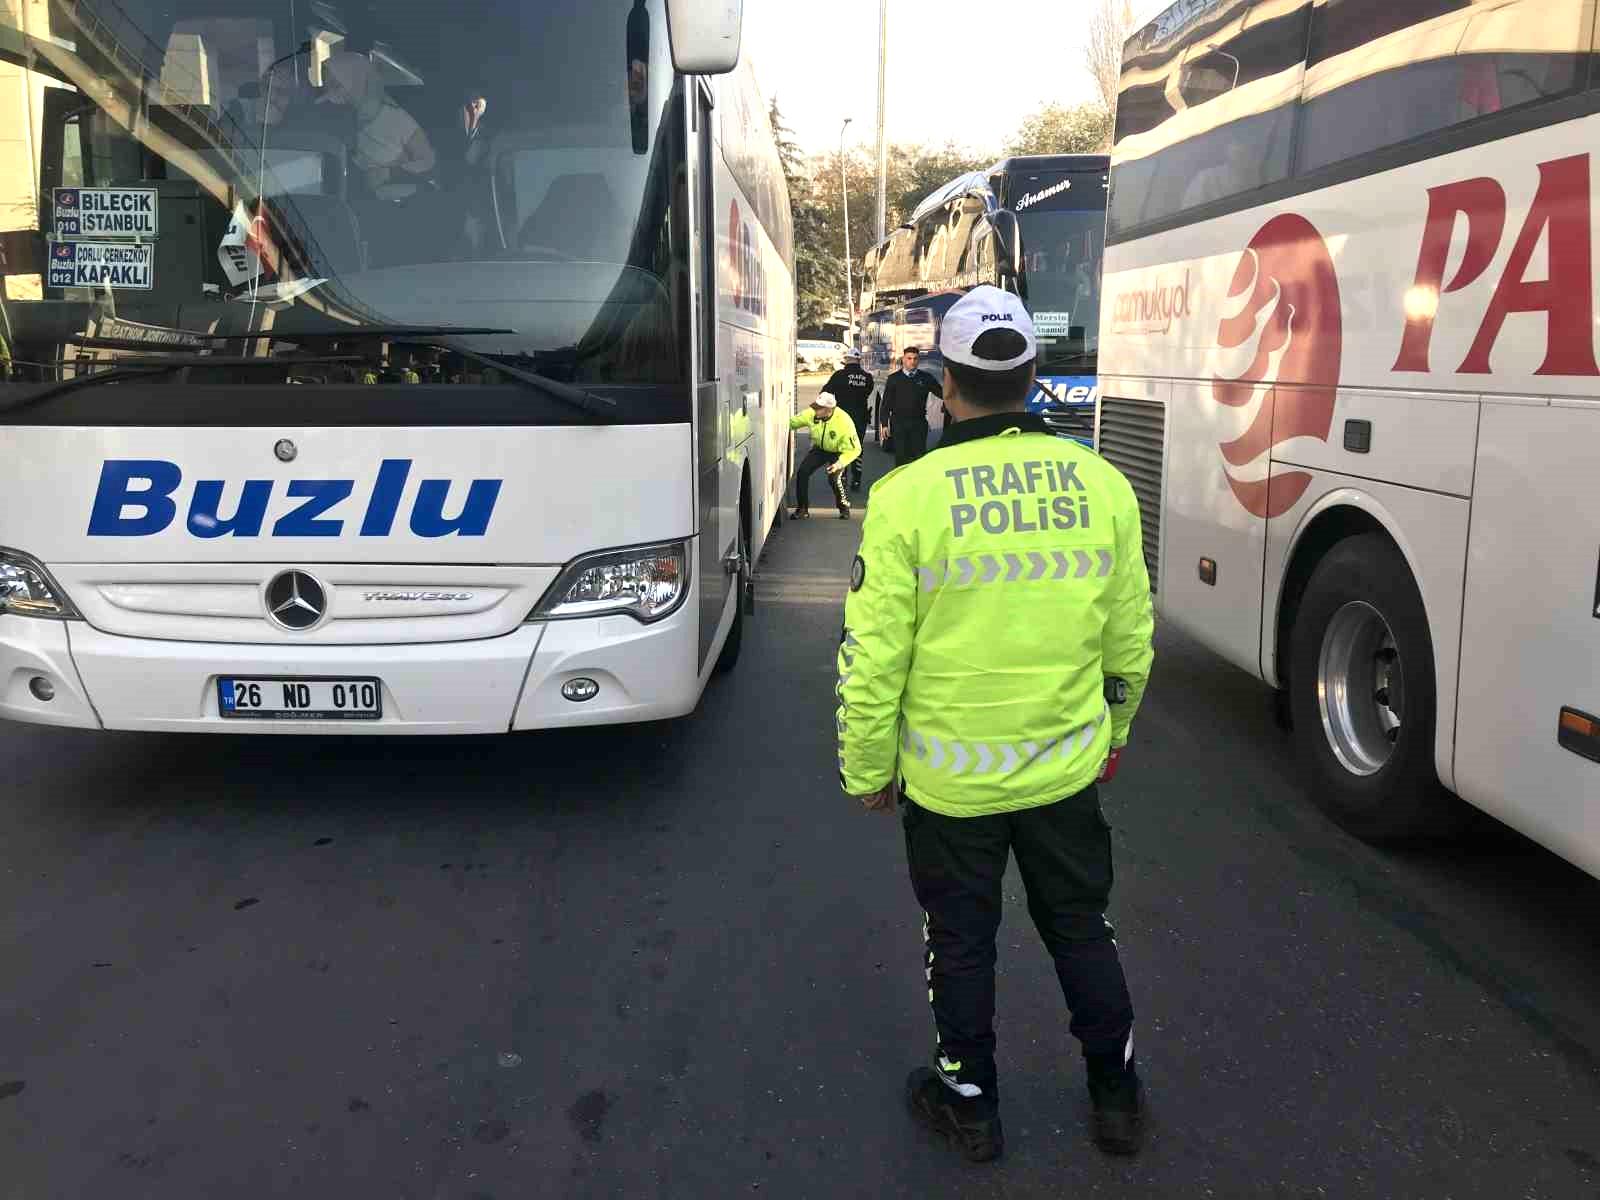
[274,438,298,463]
[265,570,327,631]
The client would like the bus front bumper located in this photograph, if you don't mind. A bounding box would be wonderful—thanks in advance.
[0,603,702,734]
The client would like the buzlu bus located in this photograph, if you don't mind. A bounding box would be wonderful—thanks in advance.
[0,0,796,733]
[1098,0,1598,877]
[857,154,1107,446]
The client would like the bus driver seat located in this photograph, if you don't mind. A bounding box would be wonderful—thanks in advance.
[516,173,619,261]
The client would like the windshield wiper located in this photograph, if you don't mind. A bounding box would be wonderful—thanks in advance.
[0,357,363,414]
[233,327,616,416]
[7,328,617,420]
[71,326,518,353]
[418,342,617,417]
[86,325,616,419]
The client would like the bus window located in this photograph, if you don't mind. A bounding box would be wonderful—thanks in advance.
[0,0,691,387]
[1109,0,1310,236]
[61,117,85,188]
[1011,167,1107,367]
[1297,0,1588,175]
[902,305,936,353]
[949,195,984,280]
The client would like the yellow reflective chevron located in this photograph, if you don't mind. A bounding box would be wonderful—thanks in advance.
[901,713,1106,777]
[918,548,1113,591]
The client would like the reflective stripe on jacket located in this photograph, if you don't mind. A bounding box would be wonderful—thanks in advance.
[790,407,862,468]
[836,410,1153,817]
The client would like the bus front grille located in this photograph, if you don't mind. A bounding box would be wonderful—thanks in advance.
[1096,395,1165,588]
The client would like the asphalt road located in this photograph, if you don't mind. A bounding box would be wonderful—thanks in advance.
[3,388,1598,1199]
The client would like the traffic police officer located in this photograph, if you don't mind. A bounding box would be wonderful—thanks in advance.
[879,346,943,468]
[820,349,876,493]
[836,286,1154,1162]
[789,391,861,519]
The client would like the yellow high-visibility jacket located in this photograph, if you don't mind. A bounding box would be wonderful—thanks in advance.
[790,407,862,469]
[836,411,1153,817]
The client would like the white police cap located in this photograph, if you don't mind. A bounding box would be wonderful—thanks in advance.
[938,285,1037,371]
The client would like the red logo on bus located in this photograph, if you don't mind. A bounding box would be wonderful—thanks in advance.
[728,199,764,317]
[1211,213,1342,519]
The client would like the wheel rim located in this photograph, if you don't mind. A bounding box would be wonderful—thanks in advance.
[1316,601,1404,777]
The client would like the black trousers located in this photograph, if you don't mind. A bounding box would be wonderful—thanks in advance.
[902,786,1134,1098]
[893,420,928,468]
[841,410,868,487]
[793,445,849,512]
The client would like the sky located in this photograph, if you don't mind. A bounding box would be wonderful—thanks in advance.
[744,0,1170,156]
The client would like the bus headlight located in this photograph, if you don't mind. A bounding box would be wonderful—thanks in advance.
[0,548,78,619]
[529,540,689,624]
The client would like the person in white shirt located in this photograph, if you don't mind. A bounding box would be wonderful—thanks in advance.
[319,51,437,200]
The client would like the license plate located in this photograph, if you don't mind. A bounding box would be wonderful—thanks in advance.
[218,677,382,720]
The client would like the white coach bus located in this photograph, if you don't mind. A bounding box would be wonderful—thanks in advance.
[0,0,794,733]
[1098,0,1598,876]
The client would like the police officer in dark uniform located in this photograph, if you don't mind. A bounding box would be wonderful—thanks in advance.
[880,346,943,468]
[821,348,876,492]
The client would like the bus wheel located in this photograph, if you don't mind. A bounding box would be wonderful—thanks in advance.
[1288,533,1455,843]
[714,515,748,676]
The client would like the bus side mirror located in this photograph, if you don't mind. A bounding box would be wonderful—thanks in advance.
[990,209,1027,302]
[628,0,651,154]
[665,0,743,75]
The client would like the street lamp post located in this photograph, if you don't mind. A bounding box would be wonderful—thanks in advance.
[840,117,854,345]
[875,0,888,246]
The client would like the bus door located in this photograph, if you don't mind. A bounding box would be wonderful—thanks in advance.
[692,79,734,670]
[1454,401,1600,871]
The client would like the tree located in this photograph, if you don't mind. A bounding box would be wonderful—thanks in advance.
[770,98,841,331]
[886,145,992,226]
[1085,0,1137,114]
[1007,103,1113,156]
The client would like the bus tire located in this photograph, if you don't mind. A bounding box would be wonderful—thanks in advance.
[1287,533,1455,844]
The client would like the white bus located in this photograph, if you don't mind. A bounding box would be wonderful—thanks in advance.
[0,0,795,734]
[1099,0,1599,876]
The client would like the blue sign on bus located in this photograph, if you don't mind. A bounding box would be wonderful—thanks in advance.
[1029,375,1097,447]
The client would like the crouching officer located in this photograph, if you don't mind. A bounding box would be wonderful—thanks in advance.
[789,391,862,519]
[821,348,876,493]
[835,286,1154,1162]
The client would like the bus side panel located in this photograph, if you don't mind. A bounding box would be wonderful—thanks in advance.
[1157,379,1269,678]
[1454,400,1600,878]
[1271,387,1479,499]
[755,207,794,558]
[693,62,793,670]
[1262,467,1470,793]
[712,138,782,566]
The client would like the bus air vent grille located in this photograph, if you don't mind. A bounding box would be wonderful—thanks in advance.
[1096,395,1164,589]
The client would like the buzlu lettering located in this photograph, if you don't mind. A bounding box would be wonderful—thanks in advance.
[87,459,503,538]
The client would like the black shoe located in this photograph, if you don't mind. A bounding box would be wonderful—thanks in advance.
[838,507,851,520]
[905,1067,1003,1163]
[789,507,809,519]
[1088,1070,1144,1156]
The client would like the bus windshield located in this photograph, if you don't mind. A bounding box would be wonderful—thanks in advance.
[1012,167,1107,371]
[0,0,688,387]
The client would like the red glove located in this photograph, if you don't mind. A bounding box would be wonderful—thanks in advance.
[1097,747,1123,784]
